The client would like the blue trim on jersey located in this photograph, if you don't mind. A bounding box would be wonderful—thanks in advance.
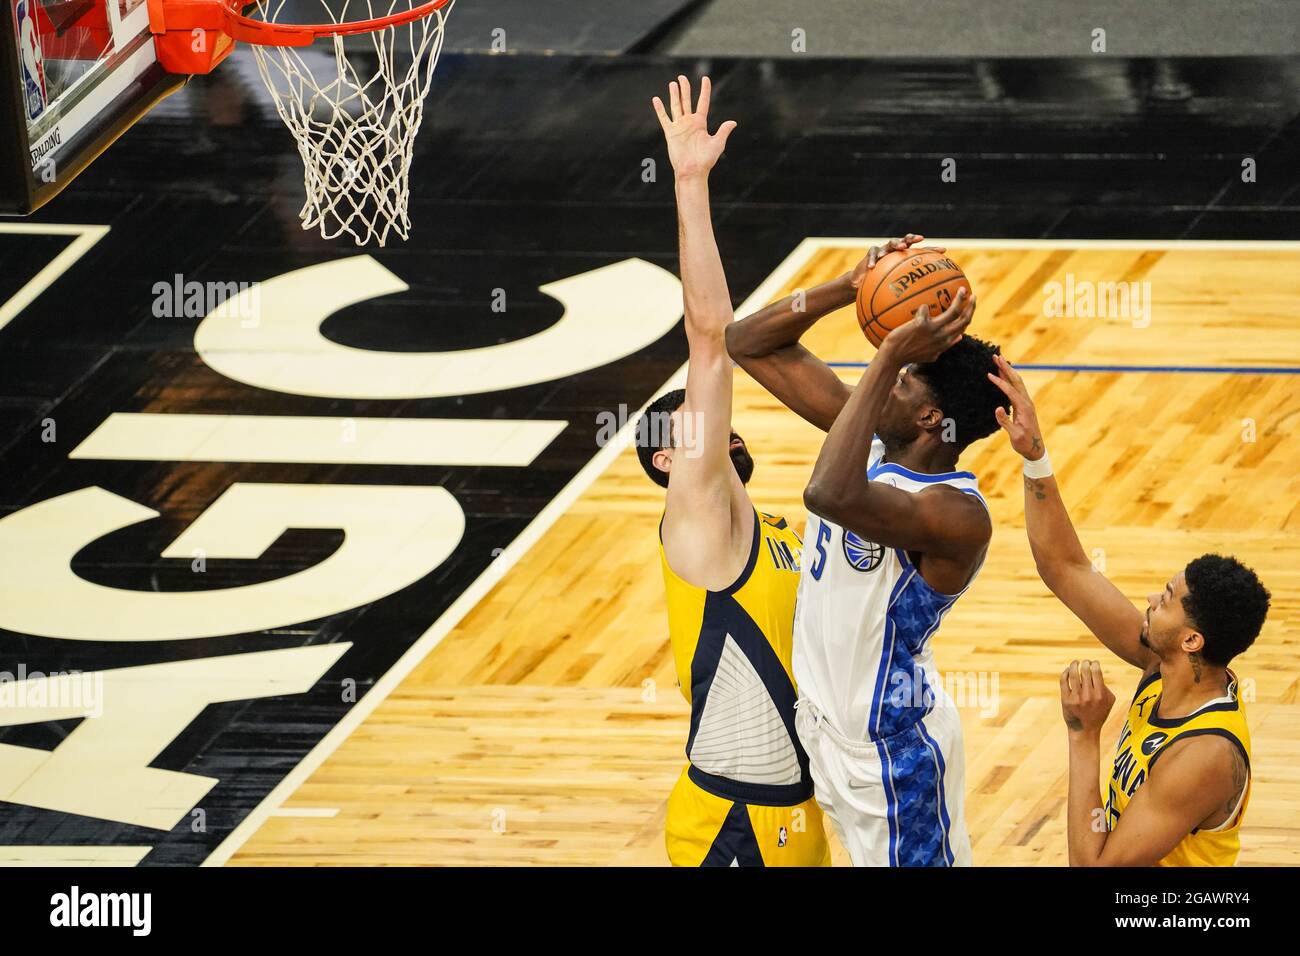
[884,564,958,698]
[877,725,953,866]
[870,566,915,865]
[868,460,977,484]
[874,732,900,866]
[917,721,955,865]
[895,545,974,605]
[871,567,918,736]
[869,555,963,866]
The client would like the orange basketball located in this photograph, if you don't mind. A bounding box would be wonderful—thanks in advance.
[856,249,971,348]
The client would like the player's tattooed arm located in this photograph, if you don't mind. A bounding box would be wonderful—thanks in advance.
[725,236,936,431]
[989,356,1154,670]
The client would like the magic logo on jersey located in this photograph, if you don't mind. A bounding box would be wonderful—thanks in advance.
[842,530,884,572]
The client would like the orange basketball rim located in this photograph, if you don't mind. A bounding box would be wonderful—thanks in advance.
[146,0,459,247]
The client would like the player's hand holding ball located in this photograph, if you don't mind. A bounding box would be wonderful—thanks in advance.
[848,234,944,289]
[856,235,971,348]
[876,287,975,368]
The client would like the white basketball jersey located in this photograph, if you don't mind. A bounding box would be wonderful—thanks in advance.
[792,439,987,743]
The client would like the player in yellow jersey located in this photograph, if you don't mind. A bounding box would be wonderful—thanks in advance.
[636,75,830,867]
[989,355,1270,866]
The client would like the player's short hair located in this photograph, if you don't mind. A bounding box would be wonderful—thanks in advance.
[1181,554,1270,667]
[635,389,686,488]
[911,335,1003,452]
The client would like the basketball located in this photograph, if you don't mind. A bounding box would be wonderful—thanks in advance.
[856,248,972,348]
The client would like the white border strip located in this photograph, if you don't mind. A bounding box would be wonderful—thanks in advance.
[203,234,1300,866]
[202,239,815,867]
[0,224,110,337]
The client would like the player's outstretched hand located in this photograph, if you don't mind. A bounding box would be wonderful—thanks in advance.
[1059,660,1116,735]
[878,288,974,366]
[849,234,948,290]
[987,353,1046,461]
[651,75,737,179]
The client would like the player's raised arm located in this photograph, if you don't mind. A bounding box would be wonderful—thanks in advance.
[725,236,936,432]
[803,293,991,592]
[650,76,748,588]
[988,357,1154,670]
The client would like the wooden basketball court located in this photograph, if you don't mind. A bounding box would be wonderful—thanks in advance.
[222,240,1300,867]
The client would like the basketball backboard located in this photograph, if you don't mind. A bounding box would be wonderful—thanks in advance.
[1,0,185,213]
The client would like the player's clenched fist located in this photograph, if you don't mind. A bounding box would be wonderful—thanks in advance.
[1059,660,1116,735]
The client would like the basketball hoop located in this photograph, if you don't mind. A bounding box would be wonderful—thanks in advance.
[149,0,456,246]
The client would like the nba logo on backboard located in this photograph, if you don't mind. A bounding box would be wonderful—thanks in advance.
[14,0,48,120]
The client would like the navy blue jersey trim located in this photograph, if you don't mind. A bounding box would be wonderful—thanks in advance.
[658,507,761,596]
[687,765,814,807]
[1148,675,1241,728]
[720,508,762,596]
[1147,727,1250,775]
[700,800,767,866]
[684,591,812,792]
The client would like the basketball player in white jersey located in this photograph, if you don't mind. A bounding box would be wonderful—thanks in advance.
[727,241,1005,865]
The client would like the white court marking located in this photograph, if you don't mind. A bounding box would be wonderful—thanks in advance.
[0,224,109,337]
[71,413,567,466]
[0,845,151,865]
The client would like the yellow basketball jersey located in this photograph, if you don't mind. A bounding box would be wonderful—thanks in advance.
[659,508,813,805]
[1105,670,1251,867]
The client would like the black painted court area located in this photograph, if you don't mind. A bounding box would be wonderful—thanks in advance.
[0,53,1296,864]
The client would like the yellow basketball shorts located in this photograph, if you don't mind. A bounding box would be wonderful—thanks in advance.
[665,766,831,867]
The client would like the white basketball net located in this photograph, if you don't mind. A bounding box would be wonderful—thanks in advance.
[246,0,454,246]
